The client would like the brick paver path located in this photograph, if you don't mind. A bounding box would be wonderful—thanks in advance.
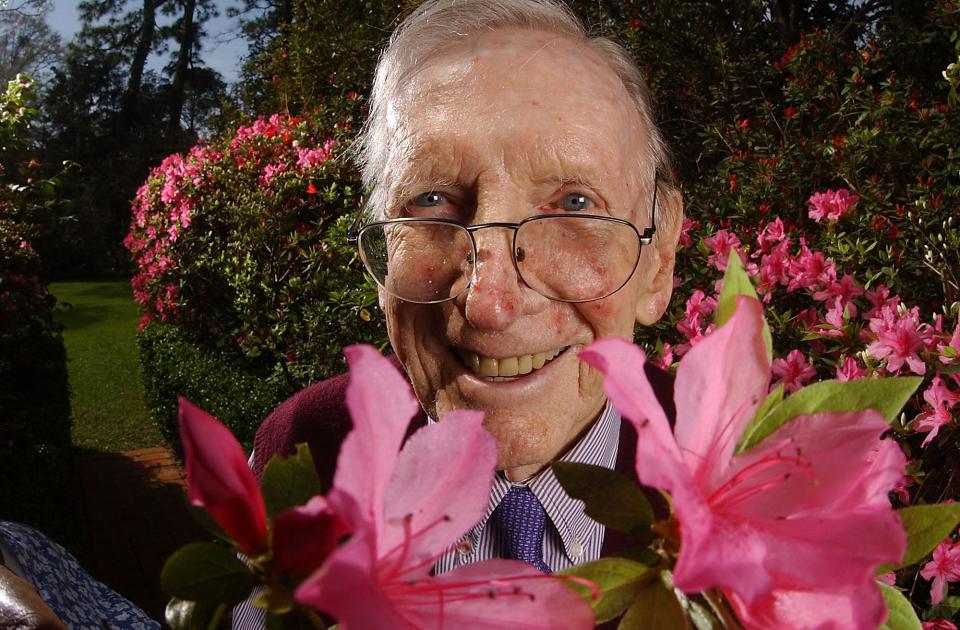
[75,447,206,622]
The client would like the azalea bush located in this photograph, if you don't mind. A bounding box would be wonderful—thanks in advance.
[0,74,73,541]
[126,107,387,443]
[629,14,960,624]
[162,260,959,629]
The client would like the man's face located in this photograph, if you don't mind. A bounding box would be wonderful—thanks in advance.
[379,29,678,479]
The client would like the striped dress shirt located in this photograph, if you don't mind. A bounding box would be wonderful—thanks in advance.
[434,402,620,574]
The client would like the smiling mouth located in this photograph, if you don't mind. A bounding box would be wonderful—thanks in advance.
[455,347,568,380]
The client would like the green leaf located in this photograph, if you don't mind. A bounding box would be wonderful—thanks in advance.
[261,443,324,517]
[160,542,255,605]
[618,574,687,630]
[737,377,922,453]
[879,503,960,572]
[552,462,654,538]
[164,598,226,630]
[877,583,921,630]
[559,557,655,623]
[714,252,772,360]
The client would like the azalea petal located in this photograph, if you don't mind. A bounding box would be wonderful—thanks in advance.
[380,410,496,571]
[401,559,596,630]
[330,344,422,533]
[272,496,348,577]
[723,411,904,517]
[296,529,414,630]
[725,578,888,630]
[178,397,267,553]
[673,295,769,485]
[578,338,688,494]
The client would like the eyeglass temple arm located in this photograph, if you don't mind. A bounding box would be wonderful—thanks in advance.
[639,178,658,245]
[347,205,364,241]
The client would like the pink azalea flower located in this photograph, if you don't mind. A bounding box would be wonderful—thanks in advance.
[914,376,958,446]
[811,274,863,317]
[757,241,792,297]
[787,242,837,292]
[756,217,787,254]
[296,345,594,629]
[939,325,960,365]
[814,297,848,339]
[179,398,268,554]
[836,356,867,382]
[923,621,958,630]
[771,349,817,393]
[679,217,700,248]
[920,539,960,605]
[807,188,859,222]
[580,297,905,630]
[864,284,900,320]
[867,306,934,375]
[704,229,742,271]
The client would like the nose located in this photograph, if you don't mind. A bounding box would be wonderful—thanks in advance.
[462,230,537,331]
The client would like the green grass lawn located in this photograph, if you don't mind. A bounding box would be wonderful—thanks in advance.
[51,280,165,451]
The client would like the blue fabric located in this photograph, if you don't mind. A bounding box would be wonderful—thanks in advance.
[491,485,552,573]
[0,521,160,630]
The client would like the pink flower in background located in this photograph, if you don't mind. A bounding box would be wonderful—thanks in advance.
[813,297,848,338]
[865,284,900,319]
[679,217,700,248]
[756,217,787,253]
[757,241,792,298]
[771,349,817,393]
[867,306,933,375]
[704,229,742,271]
[920,539,960,605]
[296,139,336,169]
[922,620,957,630]
[296,345,595,629]
[581,297,905,630]
[914,376,958,446]
[939,325,960,365]
[807,188,859,222]
[836,356,867,382]
[787,242,837,292]
[812,274,863,316]
[179,398,268,554]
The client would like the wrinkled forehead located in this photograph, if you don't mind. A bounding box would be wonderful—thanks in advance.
[384,28,648,181]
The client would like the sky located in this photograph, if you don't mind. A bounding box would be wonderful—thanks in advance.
[45,0,251,85]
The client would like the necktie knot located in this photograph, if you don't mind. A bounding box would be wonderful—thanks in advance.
[492,485,551,573]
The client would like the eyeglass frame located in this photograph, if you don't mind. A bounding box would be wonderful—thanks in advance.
[348,180,659,304]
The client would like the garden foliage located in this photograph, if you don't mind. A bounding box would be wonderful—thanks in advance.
[127,107,386,446]
[0,75,73,541]
[130,0,960,622]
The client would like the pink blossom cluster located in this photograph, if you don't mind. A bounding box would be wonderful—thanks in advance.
[125,113,338,329]
[675,215,960,451]
[807,188,859,222]
[921,536,960,605]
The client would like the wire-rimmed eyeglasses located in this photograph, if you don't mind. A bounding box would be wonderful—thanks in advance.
[349,183,658,304]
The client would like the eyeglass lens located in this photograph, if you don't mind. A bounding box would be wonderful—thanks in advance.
[358,216,641,303]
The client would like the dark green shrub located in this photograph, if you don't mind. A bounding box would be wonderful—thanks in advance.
[137,322,285,452]
[0,75,73,543]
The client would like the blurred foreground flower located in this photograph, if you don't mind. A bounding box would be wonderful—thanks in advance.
[168,345,594,629]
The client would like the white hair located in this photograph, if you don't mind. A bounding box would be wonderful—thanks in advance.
[356,0,678,235]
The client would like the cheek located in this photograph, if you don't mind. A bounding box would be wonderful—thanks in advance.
[577,297,636,338]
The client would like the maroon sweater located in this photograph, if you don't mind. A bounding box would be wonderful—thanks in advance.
[251,356,676,558]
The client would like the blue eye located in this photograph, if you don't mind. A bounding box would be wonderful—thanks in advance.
[414,191,446,206]
[560,193,592,212]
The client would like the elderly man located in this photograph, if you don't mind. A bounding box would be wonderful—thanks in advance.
[247,0,680,595]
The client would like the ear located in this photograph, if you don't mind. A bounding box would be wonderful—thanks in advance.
[635,186,682,326]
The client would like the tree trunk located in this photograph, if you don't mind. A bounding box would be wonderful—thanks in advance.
[120,0,157,132]
[168,0,196,135]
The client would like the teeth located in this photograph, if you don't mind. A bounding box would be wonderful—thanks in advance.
[458,347,566,378]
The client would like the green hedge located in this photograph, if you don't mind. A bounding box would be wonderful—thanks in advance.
[137,322,286,453]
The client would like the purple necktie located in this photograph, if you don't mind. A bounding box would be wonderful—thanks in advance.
[492,485,552,573]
